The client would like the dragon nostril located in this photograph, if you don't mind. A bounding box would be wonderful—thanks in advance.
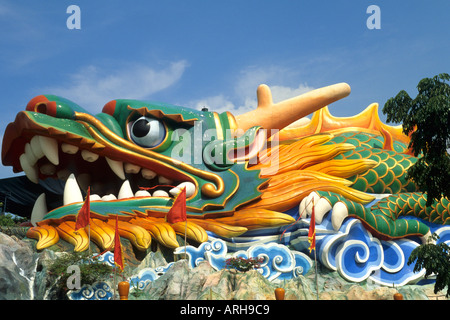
[25,96,57,117]
[36,103,48,114]
[33,101,57,116]
[26,95,49,112]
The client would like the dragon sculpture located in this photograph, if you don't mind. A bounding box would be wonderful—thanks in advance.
[2,82,449,259]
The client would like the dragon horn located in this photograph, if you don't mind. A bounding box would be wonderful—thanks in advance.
[235,83,351,132]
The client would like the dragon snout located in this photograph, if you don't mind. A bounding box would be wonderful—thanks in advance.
[26,95,57,116]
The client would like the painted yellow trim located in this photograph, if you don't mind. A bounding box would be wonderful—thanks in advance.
[213,112,224,140]
[74,112,225,198]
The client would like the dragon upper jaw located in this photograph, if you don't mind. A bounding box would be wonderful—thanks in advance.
[19,132,197,195]
[2,110,202,222]
[16,130,201,225]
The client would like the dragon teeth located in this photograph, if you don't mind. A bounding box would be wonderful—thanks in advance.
[106,157,125,180]
[102,194,117,201]
[118,180,134,199]
[63,173,84,206]
[61,143,79,154]
[169,182,196,197]
[124,163,141,174]
[30,136,44,159]
[19,154,39,184]
[39,136,59,166]
[31,193,47,226]
[135,190,151,197]
[40,163,56,176]
[26,135,59,169]
[24,143,38,166]
[81,150,99,162]
[152,190,169,197]
[141,168,157,180]
[90,194,102,201]
[158,175,173,185]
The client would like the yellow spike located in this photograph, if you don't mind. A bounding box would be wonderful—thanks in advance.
[380,125,395,151]
[89,219,115,251]
[246,180,375,212]
[171,221,208,243]
[54,221,89,252]
[280,133,334,155]
[106,219,151,251]
[215,208,296,230]
[252,134,334,170]
[260,143,356,177]
[306,159,378,178]
[130,217,179,249]
[26,225,60,250]
[265,169,353,190]
[189,219,248,238]
[276,103,409,144]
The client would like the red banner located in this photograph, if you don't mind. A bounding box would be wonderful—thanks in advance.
[75,187,90,230]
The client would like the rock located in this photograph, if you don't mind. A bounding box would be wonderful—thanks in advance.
[346,285,397,300]
[132,249,168,272]
[0,230,448,300]
[0,232,39,299]
[143,260,217,299]
[140,260,304,300]
[282,275,317,300]
[231,270,275,300]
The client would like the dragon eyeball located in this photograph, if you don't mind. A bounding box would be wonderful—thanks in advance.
[130,116,166,148]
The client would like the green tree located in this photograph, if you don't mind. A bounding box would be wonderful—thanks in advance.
[407,233,450,297]
[0,213,27,227]
[47,251,113,299]
[382,73,450,206]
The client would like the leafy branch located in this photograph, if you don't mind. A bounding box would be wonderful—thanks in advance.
[407,233,450,297]
[382,73,450,206]
[225,256,264,273]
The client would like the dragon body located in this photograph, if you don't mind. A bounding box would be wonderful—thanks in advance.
[2,83,448,263]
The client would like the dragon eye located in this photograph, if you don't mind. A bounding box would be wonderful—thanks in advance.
[130,116,166,148]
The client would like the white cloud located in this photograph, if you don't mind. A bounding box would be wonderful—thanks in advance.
[189,94,236,114]
[188,65,315,117]
[43,60,189,113]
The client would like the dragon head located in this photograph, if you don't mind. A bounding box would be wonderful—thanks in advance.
[2,95,272,219]
[1,82,351,246]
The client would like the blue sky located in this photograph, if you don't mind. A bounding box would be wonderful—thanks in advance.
[0,0,449,179]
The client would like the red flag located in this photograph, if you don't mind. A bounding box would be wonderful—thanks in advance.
[308,199,316,253]
[75,187,90,230]
[114,214,124,271]
[166,187,187,224]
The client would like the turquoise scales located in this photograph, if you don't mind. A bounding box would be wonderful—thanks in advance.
[327,132,418,194]
[308,132,449,239]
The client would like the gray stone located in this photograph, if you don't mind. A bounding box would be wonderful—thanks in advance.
[0,230,448,300]
[0,233,39,299]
